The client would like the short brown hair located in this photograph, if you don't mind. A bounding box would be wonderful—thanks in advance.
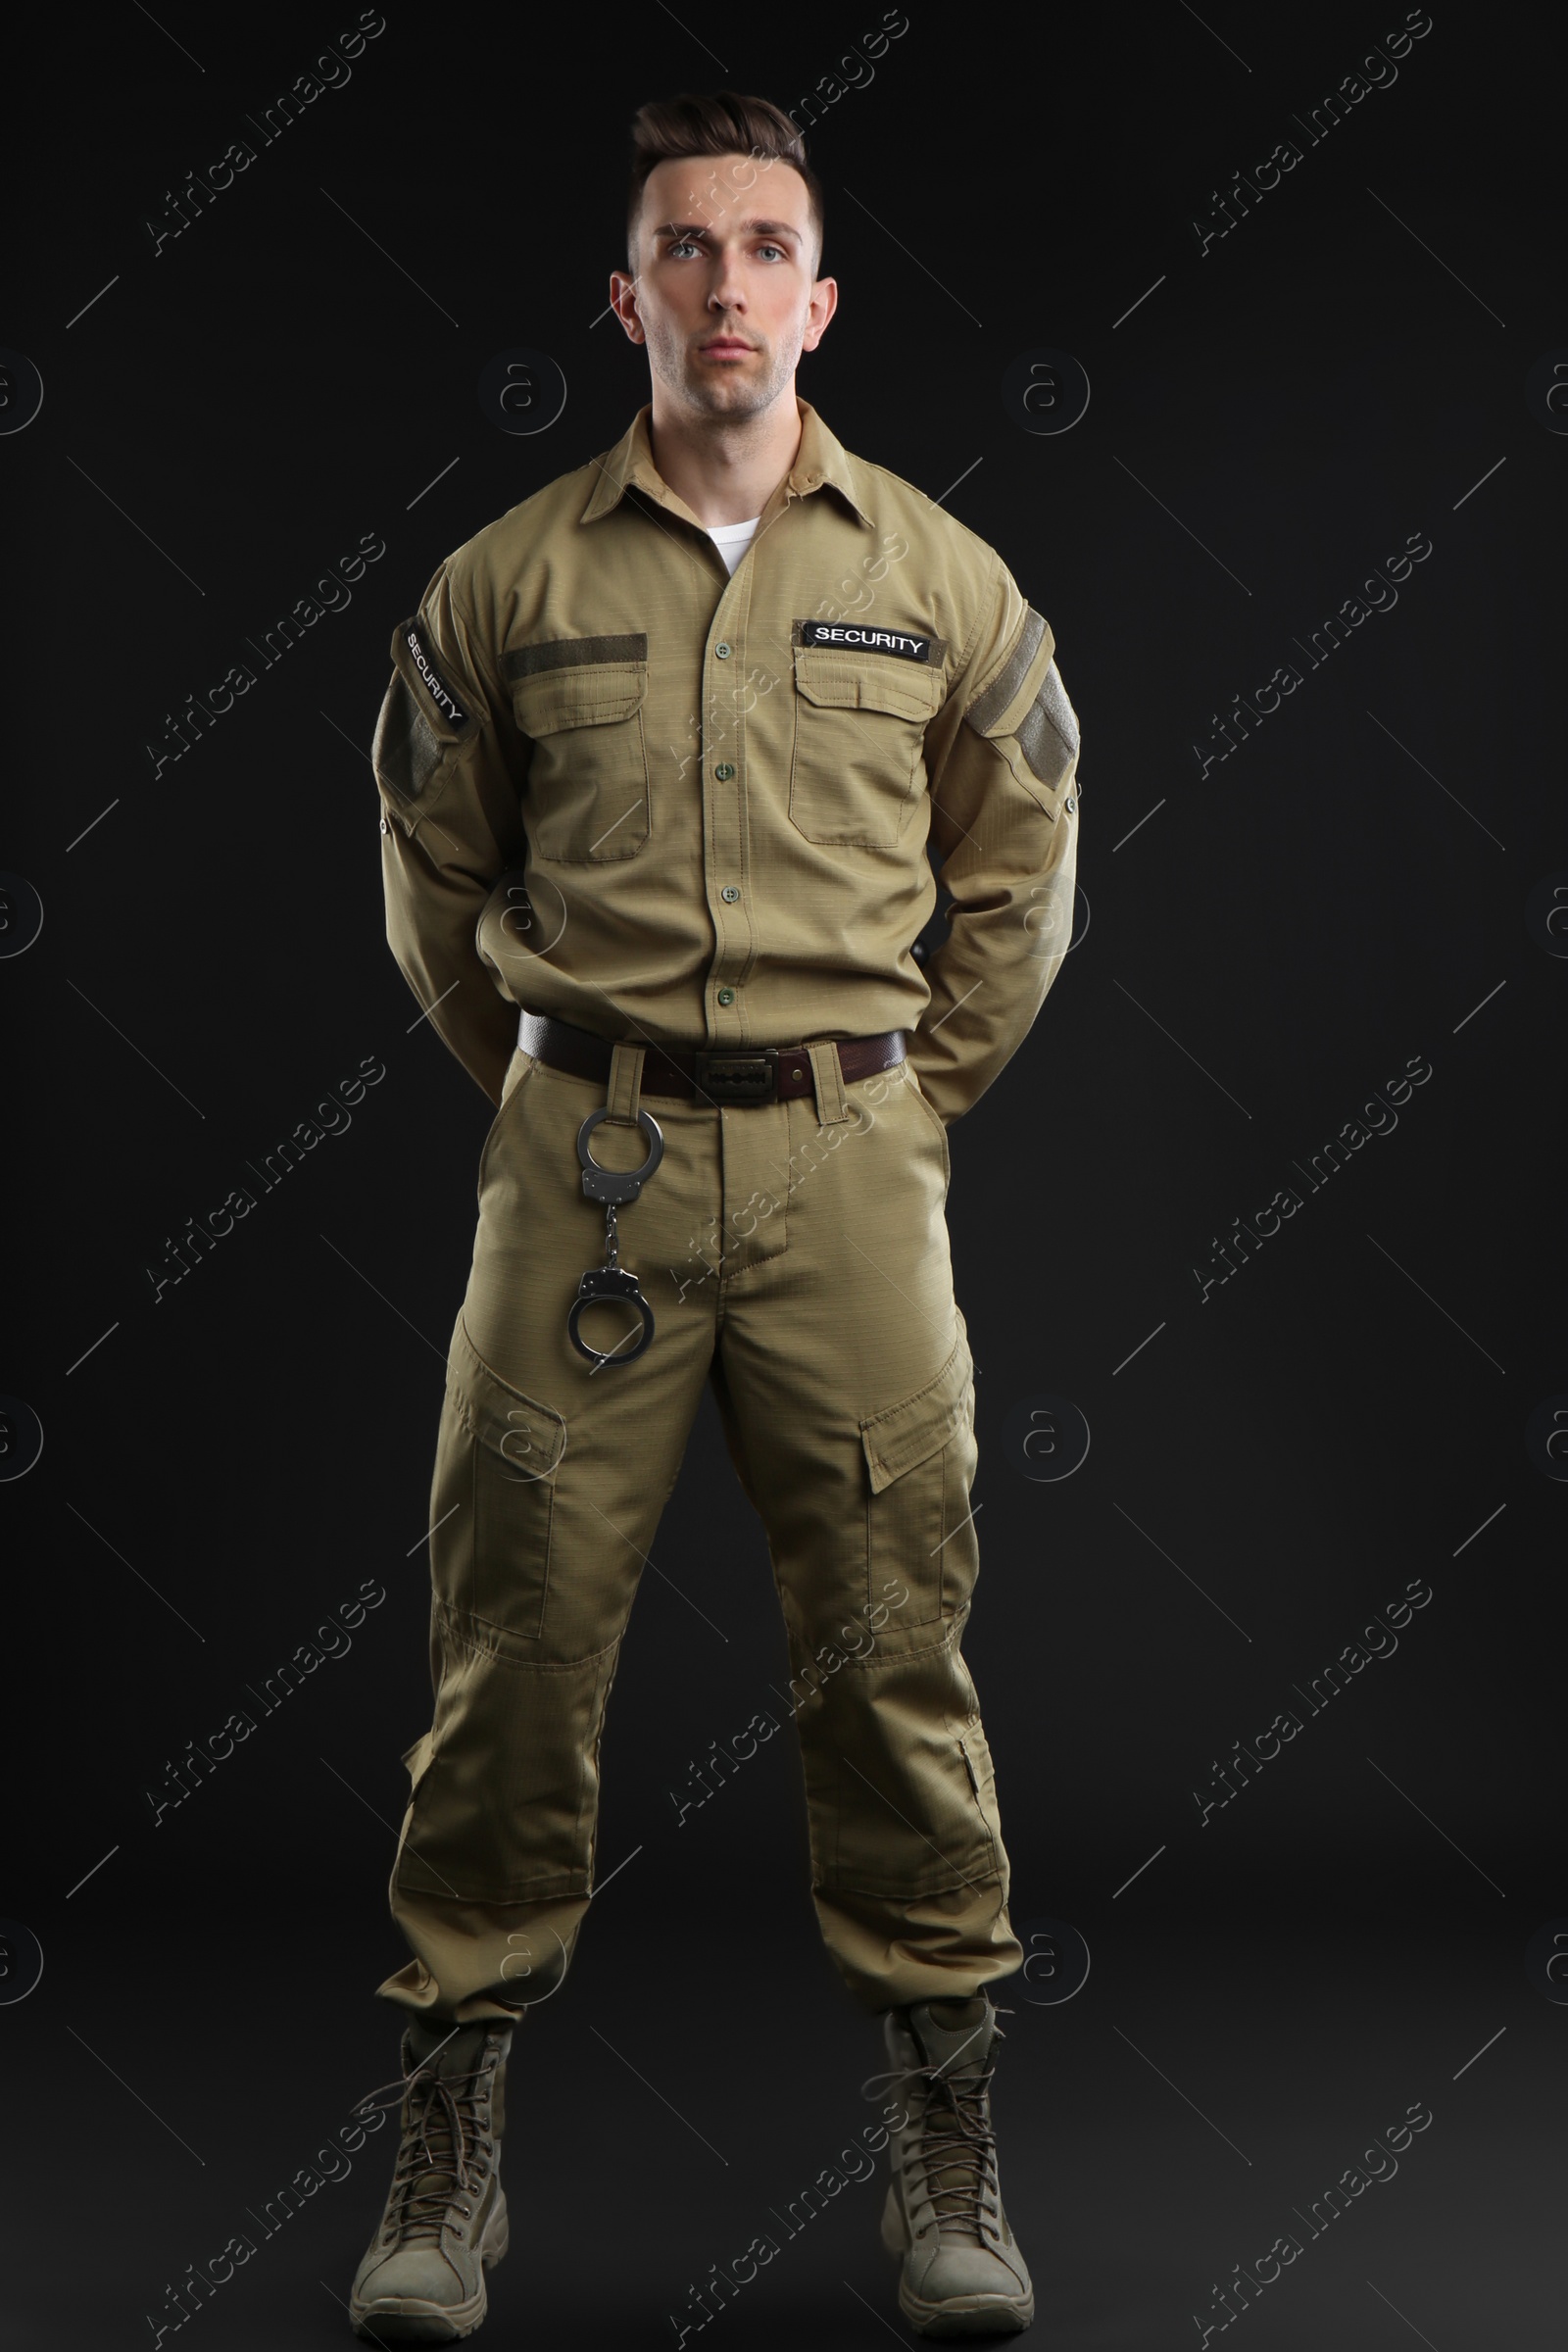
[626,90,824,279]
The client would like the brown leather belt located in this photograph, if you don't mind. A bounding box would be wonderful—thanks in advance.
[516,1010,906,1107]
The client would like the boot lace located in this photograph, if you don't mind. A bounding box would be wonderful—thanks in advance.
[352,2054,495,2245]
[860,2010,1011,2245]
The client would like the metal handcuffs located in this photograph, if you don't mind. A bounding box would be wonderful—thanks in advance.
[566,1105,664,1368]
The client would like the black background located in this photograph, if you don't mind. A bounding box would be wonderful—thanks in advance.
[6,1,1565,2344]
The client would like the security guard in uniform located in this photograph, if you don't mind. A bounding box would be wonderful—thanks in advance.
[347,90,1080,2346]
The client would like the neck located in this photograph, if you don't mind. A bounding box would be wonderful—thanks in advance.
[647,387,802,526]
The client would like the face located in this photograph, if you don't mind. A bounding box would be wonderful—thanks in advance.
[611,151,837,420]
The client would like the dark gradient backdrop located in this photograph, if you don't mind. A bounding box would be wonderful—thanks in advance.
[6,3,1564,2346]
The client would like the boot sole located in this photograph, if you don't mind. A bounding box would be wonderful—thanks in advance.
[897,2282,1036,2339]
[881,2180,1034,2338]
[349,2197,509,2343]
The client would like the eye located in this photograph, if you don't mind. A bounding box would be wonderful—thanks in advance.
[758,243,786,261]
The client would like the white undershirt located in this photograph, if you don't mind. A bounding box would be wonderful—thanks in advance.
[705,515,761,575]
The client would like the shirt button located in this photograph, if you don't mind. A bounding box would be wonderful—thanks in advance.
[378,816,389,835]
[714,643,731,659]
[716,987,736,1005]
[721,886,740,903]
[714,762,735,781]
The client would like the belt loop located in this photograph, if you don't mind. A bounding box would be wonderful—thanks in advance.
[606,1039,646,1126]
[807,1040,850,1126]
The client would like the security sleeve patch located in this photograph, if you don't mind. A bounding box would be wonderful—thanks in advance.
[373,613,481,817]
[792,618,946,664]
[401,617,469,725]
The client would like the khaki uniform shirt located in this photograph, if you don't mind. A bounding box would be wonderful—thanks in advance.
[371,396,1081,1126]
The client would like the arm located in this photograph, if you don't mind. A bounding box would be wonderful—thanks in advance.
[908,555,1081,1125]
[371,563,530,1107]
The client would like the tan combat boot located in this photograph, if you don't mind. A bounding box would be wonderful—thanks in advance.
[863,1991,1034,2338]
[347,2016,514,2343]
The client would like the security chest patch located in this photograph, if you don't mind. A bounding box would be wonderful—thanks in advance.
[402,618,468,726]
[795,619,934,662]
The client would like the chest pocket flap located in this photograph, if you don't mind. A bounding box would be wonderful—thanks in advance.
[509,662,647,735]
[504,635,651,861]
[793,648,946,724]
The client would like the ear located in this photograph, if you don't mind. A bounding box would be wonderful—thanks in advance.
[802,276,838,351]
[610,272,647,345]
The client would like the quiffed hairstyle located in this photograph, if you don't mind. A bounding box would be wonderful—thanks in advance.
[626,90,824,278]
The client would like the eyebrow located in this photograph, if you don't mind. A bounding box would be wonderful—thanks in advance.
[656,218,803,245]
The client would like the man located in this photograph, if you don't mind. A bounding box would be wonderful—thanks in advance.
[348,87,1080,2344]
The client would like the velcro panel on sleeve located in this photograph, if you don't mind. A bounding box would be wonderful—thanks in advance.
[1013,659,1080,799]
[962,606,1054,737]
[962,606,1079,813]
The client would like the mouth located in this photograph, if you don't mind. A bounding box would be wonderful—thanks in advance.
[698,338,756,357]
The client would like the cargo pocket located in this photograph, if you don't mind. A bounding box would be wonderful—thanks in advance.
[372,615,483,838]
[859,1322,978,1631]
[429,1315,567,1652]
[790,645,945,849]
[505,636,650,862]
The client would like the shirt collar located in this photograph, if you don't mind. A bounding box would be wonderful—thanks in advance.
[580,396,873,530]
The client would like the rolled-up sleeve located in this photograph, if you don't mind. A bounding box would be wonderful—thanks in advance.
[908,557,1082,1125]
[371,563,530,1106]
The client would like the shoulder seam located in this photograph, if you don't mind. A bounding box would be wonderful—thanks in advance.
[850,455,1001,560]
[442,564,508,710]
[955,550,1006,707]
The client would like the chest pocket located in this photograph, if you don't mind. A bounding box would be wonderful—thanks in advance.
[789,647,946,851]
[505,634,650,862]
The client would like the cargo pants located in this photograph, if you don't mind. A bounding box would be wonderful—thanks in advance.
[375,1035,1024,2026]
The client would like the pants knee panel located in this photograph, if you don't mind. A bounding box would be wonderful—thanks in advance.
[394,1629,618,1903]
[795,1628,1004,1898]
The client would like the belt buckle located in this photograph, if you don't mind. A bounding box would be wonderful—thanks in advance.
[692,1047,778,1105]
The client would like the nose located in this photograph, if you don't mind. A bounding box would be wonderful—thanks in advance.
[708,255,747,313]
